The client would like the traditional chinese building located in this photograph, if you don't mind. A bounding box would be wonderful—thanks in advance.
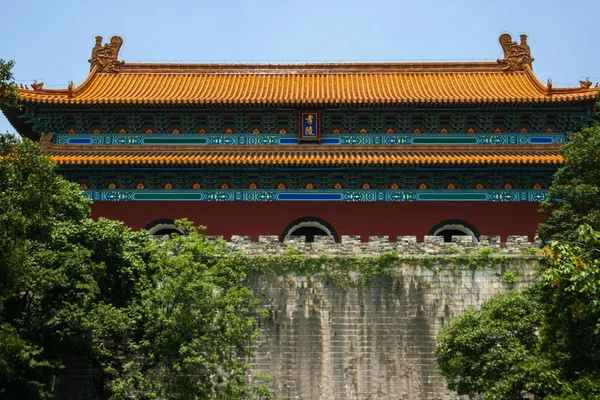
[4,34,598,241]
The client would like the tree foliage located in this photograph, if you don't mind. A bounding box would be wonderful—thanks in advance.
[435,225,600,399]
[0,59,19,110]
[538,98,600,243]
[0,134,93,398]
[537,225,600,399]
[107,221,270,400]
[0,134,270,399]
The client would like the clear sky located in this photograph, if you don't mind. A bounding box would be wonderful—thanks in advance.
[1,0,599,134]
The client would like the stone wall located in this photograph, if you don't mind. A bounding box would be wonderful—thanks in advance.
[235,236,540,400]
[55,236,540,400]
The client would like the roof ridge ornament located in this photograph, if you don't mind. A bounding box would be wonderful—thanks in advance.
[497,33,534,72]
[89,35,124,73]
[31,80,43,91]
[40,132,53,149]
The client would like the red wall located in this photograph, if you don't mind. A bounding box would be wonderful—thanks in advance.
[91,201,545,242]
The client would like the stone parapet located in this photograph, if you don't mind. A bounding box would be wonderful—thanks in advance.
[224,235,538,257]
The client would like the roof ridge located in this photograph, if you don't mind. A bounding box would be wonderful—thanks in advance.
[112,61,510,75]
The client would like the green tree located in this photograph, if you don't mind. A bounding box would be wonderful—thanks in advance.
[538,99,600,243]
[0,133,94,398]
[536,225,600,399]
[435,288,557,400]
[0,59,19,110]
[108,222,270,400]
[435,224,600,399]
[0,134,269,399]
[0,133,155,398]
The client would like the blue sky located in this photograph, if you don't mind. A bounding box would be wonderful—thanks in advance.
[1,0,599,134]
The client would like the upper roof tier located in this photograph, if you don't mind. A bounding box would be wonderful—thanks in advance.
[17,34,599,107]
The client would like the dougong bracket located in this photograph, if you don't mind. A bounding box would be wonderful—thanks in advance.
[89,36,124,73]
[497,33,534,72]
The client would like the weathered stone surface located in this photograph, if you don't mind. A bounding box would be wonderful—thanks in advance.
[246,259,538,399]
[231,237,539,399]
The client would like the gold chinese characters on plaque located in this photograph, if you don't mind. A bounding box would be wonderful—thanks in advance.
[298,111,320,143]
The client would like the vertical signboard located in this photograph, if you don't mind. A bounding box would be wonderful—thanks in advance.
[298,111,320,143]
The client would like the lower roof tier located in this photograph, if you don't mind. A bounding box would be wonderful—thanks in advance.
[43,144,562,166]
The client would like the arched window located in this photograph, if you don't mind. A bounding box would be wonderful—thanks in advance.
[145,218,185,236]
[281,217,339,243]
[428,219,480,243]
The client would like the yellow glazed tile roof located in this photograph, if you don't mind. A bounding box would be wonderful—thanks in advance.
[19,63,598,106]
[44,145,563,166]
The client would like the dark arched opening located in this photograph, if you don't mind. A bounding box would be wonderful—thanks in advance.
[280,216,339,243]
[145,218,185,236]
[428,219,480,243]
